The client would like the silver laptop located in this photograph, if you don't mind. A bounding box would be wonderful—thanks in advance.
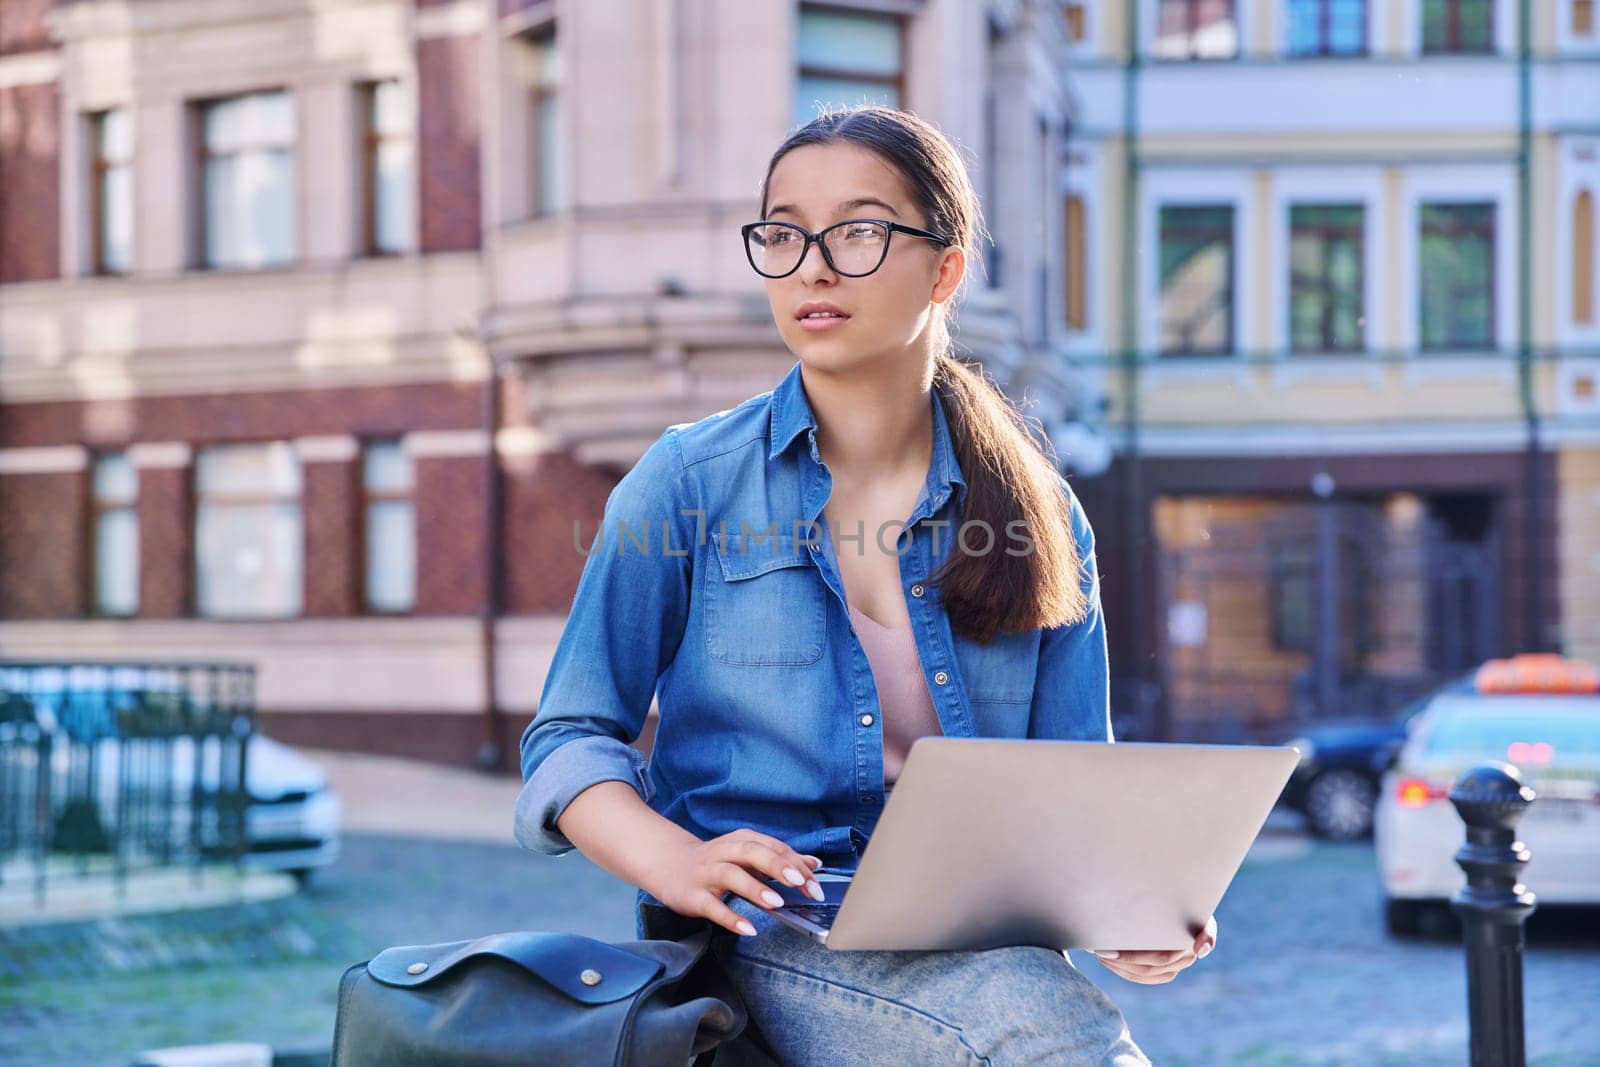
[767,736,1299,952]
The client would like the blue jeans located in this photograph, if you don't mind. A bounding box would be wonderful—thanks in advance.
[698,893,1153,1066]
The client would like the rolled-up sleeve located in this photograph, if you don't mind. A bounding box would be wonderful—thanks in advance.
[1026,475,1113,744]
[514,428,695,855]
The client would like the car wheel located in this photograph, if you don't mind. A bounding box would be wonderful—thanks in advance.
[1385,898,1422,938]
[1306,769,1377,841]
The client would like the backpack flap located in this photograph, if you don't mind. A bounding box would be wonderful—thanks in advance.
[365,930,664,1005]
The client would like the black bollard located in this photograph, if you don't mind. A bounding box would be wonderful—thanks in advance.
[1448,762,1537,1067]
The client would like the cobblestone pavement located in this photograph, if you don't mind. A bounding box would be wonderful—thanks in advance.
[1086,839,1600,1066]
[2,816,1597,1064]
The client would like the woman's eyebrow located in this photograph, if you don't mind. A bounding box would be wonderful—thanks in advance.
[768,196,902,220]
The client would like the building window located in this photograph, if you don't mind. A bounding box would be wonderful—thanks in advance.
[361,80,414,255]
[1065,3,1088,42]
[90,452,138,616]
[362,440,416,614]
[88,109,133,275]
[529,26,563,216]
[1269,535,1372,670]
[1153,0,1239,59]
[195,90,296,270]
[1422,0,1494,54]
[1065,193,1088,330]
[1159,205,1235,354]
[794,7,904,129]
[1290,204,1365,352]
[1576,189,1595,326]
[1287,0,1367,56]
[195,443,303,618]
[1577,0,1596,36]
[1419,202,1496,350]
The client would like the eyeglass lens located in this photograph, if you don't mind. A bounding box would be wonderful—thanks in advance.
[746,221,890,277]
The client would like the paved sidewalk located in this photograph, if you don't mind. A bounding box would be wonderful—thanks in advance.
[5,746,1595,1066]
[296,746,525,846]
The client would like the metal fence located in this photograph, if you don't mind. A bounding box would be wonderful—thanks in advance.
[0,661,256,908]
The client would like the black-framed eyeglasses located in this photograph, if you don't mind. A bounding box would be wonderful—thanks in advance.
[741,218,952,279]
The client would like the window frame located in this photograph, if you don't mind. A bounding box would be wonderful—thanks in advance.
[358,78,416,257]
[87,108,132,277]
[359,437,417,617]
[192,440,305,620]
[1287,202,1367,354]
[1149,0,1242,61]
[1417,200,1498,353]
[794,3,908,127]
[1574,188,1595,327]
[190,88,297,272]
[1285,0,1369,57]
[1420,0,1495,55]
[1064,192,1088,331]
[1573,0,1596,39]
[1157,203,1238,356]
[527,22,562,218]
[87,450,140,618]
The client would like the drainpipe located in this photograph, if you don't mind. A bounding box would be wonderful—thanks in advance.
[1514,0,1542,653]
[1119,0,1154,737]
[474,0,505,772]
[475,366,505,771]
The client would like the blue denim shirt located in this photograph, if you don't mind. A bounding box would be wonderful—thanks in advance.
[514,360,1110,931]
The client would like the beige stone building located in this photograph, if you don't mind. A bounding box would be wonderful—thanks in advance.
[1056,0,1600,739]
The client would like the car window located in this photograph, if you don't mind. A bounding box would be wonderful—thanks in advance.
[1420,696,1600,760]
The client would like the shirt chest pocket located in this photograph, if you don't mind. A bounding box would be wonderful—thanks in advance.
[703,531,827,666]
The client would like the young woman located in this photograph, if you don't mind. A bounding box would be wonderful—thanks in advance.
[516,105,1214,1065]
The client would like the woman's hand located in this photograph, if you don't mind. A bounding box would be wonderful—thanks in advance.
[1088,916,1217,984]
[648,828,826,937]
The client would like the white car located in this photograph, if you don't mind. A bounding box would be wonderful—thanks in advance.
[1373,655,1600,936]
[72,732,342,881]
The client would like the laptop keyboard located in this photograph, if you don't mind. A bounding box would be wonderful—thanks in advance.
[782,903,840,928]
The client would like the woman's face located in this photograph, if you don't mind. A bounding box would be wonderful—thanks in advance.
[759,141,962,372]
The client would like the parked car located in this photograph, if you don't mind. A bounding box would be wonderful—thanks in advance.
[2,664,341,884]
[1280,695,1434,841]
[62,731,343,883]
[1373,654,1600,937]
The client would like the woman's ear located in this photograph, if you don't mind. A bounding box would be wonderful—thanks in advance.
[929,244,965,305]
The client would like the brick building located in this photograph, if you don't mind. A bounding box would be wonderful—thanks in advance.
[0,0,1093,768]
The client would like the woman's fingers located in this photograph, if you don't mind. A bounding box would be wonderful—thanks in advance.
[1101,947,1192,967]
[1090,946,1199,984]
[721,864,791,913]
[719,836,825,901]
[1095,956,1191,984]
[704,898,758,937]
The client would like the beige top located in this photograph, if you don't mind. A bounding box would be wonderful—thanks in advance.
[848,602,944,791]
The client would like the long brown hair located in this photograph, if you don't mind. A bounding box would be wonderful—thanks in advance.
[757,105,1089,646]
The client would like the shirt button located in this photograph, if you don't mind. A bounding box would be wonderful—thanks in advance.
[910,584,925,598]
[933,671,949,686]
[859,713,874,727]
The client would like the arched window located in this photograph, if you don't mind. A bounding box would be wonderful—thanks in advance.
[1576,188,1595,326]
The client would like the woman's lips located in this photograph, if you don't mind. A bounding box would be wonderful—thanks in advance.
[797,314,851,333]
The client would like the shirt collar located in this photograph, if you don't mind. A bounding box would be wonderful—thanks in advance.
[766,360,967,510]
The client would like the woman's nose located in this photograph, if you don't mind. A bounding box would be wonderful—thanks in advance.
[794,237,837,283]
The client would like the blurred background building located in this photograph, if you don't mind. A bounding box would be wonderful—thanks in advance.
[0,0,1596,766]
[0,0,1087,768]
[1059,0,1599,741]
